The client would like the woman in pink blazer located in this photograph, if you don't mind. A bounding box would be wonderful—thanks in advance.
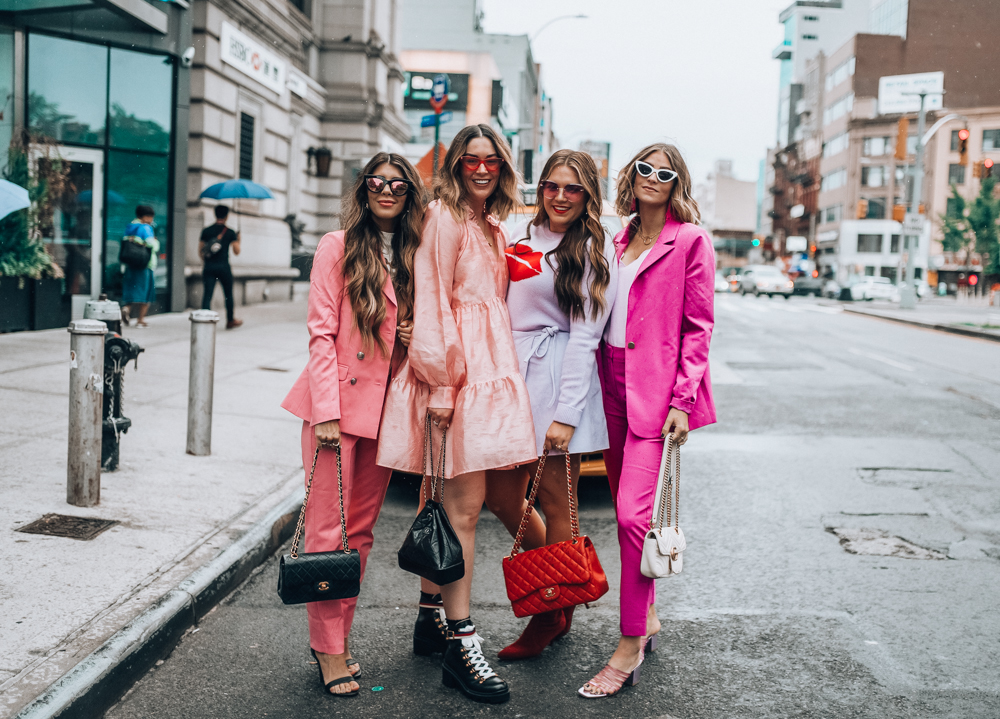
[281,152,425,698]
[580,143,716,699]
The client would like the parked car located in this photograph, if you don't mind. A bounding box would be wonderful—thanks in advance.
[823,279,842,299]
[715,270,732,293]
[850,276,900,302]
[792,273,824,297]
[739,265,794,299]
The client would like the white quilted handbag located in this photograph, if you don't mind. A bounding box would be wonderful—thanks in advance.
[640,434,685,579]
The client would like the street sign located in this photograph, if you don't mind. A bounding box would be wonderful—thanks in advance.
[421,111,452,128]
[902,213,925,234]
[878,72,944,115]
[431,74,449,102]
[786,236,808,252]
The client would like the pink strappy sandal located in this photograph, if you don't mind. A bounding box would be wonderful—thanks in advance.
[577,638,647,699]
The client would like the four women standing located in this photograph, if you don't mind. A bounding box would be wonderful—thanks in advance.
[283,130,715,704]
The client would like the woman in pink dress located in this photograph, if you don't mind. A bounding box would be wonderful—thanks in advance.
[378,124,536,705]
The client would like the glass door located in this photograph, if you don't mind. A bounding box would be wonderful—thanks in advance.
[38,146,105,319]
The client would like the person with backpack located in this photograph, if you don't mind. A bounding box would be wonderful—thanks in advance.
[120,205,159,327]
[200,205,242,329]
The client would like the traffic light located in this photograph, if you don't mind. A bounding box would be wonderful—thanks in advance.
[751,238,761,247]
[895,118,910,160]
[968,273,979,287]
[856,199,869,219]
[892,204,905,222]
[958,128,969,166]
[986,158,995,178]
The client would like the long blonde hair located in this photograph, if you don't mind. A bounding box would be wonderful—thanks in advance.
[434,124,521,221]
[339,152,426,355]
[517,150,610,322]
[614,143,700,224]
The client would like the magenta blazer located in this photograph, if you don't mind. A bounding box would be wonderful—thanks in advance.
[598,213,716,437]
[281,231,397,439]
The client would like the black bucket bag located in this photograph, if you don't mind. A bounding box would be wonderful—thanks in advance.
[397,414,465,585]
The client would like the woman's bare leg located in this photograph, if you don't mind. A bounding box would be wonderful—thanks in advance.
[484,464,546,550]
[438,470,486,621]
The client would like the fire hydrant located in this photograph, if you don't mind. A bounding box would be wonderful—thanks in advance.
[83,296,143,471]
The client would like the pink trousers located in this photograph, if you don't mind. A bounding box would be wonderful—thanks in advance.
[598,344,662,637]
[300,421,392,654]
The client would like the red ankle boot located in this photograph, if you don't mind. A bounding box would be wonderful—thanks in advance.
[497,610,567,661]
[556,605,575,639]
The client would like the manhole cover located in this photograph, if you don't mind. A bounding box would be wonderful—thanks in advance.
[16,514,118,541]
[827,527,946,560]
[726,361,820,371]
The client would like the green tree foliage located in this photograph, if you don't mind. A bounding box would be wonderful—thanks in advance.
[939,177,1000,275]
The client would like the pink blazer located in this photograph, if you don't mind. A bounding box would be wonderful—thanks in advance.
[281,231,397,439]
[598,214,716,437]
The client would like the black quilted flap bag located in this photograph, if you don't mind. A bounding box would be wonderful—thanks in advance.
[278,444,361,605]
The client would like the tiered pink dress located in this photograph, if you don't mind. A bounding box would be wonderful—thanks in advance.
[377,200,537,478]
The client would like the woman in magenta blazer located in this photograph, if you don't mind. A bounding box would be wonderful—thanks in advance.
[281,152,424,698]
[580,143,716,699]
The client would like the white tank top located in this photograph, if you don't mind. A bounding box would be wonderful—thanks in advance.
[604,247,651,348]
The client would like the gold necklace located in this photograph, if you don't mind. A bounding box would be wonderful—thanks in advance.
[637,225,661,245]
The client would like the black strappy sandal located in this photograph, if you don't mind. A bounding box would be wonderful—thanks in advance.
[345,656,361,679]
[310,649,359,697]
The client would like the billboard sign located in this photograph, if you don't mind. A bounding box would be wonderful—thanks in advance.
[878,72,944,115]
[404,72,469,111]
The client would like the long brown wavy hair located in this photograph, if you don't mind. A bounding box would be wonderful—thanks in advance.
[434,124,521,221]
[614,143,700,225]
[515,150,610,322]
[339,152,426,356]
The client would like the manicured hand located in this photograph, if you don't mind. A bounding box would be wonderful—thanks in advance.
[315,419,341,447]
[543,421,576,454]
[662,408,689,445]
[428,407,453,431]
[397,320,413,348]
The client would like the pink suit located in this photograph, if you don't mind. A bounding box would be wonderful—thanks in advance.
[596,213,716,636]
[281,230,397,654]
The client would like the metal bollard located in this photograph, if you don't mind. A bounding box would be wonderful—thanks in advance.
[187,310,220,456]
[67,319,108,507]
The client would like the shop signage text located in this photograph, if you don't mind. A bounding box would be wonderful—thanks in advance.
[220,21,285,94]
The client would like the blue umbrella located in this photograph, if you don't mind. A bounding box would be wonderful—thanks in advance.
[200,179,274,200]
[0,179,30,221]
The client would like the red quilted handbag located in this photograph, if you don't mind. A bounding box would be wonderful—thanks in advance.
[502,452,609,618]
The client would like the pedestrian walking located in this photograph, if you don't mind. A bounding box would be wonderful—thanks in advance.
[580,143,716,698]
[281,153,424,697]
[120,205,159,327]
[484,149,614,659]
[377,124,536,704]
[199,205,242,329]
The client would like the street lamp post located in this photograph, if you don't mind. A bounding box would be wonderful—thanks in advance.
[530,14,588,41]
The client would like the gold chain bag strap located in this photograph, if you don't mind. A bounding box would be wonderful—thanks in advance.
[396,413,466,585]
[640,433,685,578]
[277,443,361,604]
[501,452,610,618]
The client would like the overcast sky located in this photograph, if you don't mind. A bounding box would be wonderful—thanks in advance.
[480,0,792,189]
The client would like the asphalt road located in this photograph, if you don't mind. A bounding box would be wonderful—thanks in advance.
[106,294,1000,719]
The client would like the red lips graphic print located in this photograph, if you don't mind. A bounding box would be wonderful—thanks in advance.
[505,242,543,282]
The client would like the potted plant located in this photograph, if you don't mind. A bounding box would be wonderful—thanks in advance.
[0,135,69,332]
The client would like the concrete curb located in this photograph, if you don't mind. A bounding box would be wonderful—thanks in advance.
[13,491,303,719]
[843,307,1000,344]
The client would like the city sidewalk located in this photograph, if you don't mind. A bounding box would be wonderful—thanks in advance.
[839,296,1000,342]
[0,300,310,718]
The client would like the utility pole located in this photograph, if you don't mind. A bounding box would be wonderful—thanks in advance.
[899,91,927,309]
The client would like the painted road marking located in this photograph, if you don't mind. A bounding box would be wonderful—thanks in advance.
[849,348,915,371]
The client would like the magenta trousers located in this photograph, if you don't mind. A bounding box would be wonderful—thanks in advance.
[598,344,662,636]
[300,422,392,654]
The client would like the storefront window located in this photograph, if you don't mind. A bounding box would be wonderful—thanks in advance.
[105,150,170,292]
[109,48,172,153]
[28,34,107,145]
[0,30,13,175]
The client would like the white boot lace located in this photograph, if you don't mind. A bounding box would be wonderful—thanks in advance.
[460,633,497,680]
